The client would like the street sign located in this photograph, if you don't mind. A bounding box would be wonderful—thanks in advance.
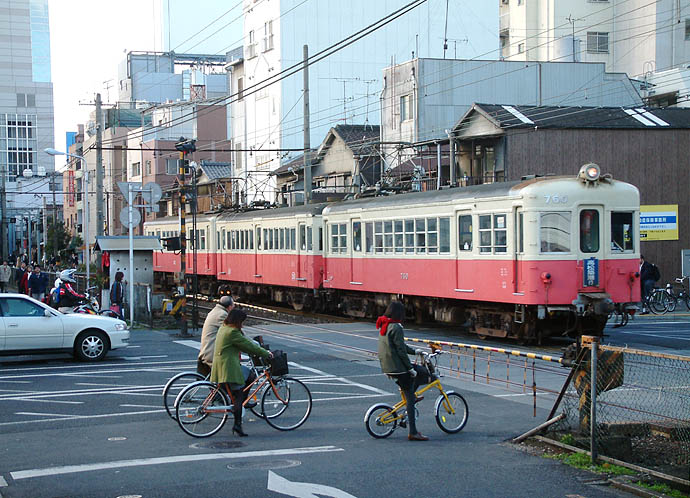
[119,207,141,228]
[117,181,142,202]
[141,182,163,213]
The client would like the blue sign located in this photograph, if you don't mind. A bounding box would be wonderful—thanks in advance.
[584,257,599,287]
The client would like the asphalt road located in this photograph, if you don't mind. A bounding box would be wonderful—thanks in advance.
[1,316,688,498]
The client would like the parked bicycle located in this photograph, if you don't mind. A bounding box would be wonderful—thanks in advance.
[664,276,690,313]
[364,345,468,438]
[175,353,312,437]
[643,286,673,315]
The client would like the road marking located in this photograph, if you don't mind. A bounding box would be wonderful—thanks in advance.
[60,374,122,379]
[174,340,200,350]
[290,362,390,395]
[268,470,357,498]
[1,408,164,426]
[123,355,169,361]
[10,446,344,480]
[16,412,77,418]
[0,384,165,401]
[119,404,162,409]
[0,380,31,384]
[0,476,7,486]
[0,359,196,379]
[616,330,690,341]
[14,399,83,405]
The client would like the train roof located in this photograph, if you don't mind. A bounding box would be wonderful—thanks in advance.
[216,203,327,222]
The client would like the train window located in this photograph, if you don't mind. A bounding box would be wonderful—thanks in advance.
[256,228,261,250]
[427,218,438,253]
[249,230,254,250]
[291,228,296,250]
[307,226,313,251]
[201,229,206,250]
[319,227,323,252]
[374,222,383,253]
[440,217,450,253]
[274,229,279,250]
[300,225,307,250]
[353,221,362,252]
[365,222,373,253]
[517,212,524,253]
[384,221,393,253]
[405,219,414,253]
[580,210,600,253]
[458,215,472,251]
[540,212,571,253]
[279,228,285,250]
[415,219,426,253]
[263,229,268,250]
[494,215,507,253]
[331,223,347,253]
[394,220,404,253]
[227,231,232,250]
[479,215,492,253]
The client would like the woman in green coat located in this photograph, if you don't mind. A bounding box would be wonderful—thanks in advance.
[211,308,271,436]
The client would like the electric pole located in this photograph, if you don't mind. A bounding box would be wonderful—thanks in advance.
[303,45,311,205]
[0,165,6,262]
[175,137,196,337]
[95,93,104,236]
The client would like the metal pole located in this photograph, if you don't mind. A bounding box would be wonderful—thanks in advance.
[27,215,32,263]
[128,184,134,325]
[52,173,57,260]
[303,44,311,205]
[36,208,41,265]
[0,165,6,262]
[83,164,90,285]
[178,151,188,336]
[449,133,457,186]
[590,337,598,462]
[95,93,104,237]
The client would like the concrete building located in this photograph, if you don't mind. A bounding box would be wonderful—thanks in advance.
[0,0,56,259]
[381,58,642,168]
[234,0,498,202]
[499,0,690,78]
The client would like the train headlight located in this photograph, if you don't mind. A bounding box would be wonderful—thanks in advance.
[579,163,600,182]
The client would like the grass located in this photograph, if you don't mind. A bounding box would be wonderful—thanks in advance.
[544,451,636,476]
[635,481,689,498]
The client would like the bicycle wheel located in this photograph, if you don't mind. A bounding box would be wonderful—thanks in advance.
[364,403,397,438]
[649,290,670,314]
[262,377,312,431]
[176,382,229,438]
[667,295,678,313]
[435,391,469,434]
[163,371,205,420]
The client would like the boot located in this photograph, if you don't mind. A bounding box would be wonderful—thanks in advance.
[232,408,247,437]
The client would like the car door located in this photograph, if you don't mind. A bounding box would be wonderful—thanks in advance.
[0,296,64,350]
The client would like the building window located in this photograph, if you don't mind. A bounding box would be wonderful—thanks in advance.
[237,77,244,101]
[263,20,274,51]
[400,94,413,122]
[165,159,178,175]
[145,160,152,175]
[248,31,256,58]
[16,94,35,107]
[518,43,525,53]
[1,114,37,180]
[132,162,141,177]
[686,19,690,40]
[587,32,609,53]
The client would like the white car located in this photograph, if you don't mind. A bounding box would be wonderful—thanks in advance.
[0,293,129,361]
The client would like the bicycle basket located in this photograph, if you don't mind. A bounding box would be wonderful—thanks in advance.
[269,350,289,376]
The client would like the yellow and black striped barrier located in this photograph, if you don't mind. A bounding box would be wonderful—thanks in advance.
[405,337,564,364]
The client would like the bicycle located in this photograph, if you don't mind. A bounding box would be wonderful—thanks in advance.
[175,356,312,437]
[664,276,690,313]
[364,345,468,438]
[643,287,672,315]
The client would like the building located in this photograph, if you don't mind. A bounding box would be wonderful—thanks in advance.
[450,103,690,278]
[0,0,56,260]
[499,0,690,79]
[233,0,498,202]
[381,57,643,168]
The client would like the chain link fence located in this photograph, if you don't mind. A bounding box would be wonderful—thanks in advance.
[550,341,690,481]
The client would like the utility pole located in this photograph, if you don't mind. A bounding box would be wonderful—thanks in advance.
[0,165,6,262]
[175,137,196,337]
[303,45,311,205]
[95,93,104,236]
[52,173,57,259]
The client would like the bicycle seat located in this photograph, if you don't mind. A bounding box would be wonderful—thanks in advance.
[676,278,685,283]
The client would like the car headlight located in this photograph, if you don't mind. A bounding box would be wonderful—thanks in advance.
[115,322,127,331]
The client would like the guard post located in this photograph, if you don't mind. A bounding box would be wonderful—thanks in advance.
[175,137,196,337]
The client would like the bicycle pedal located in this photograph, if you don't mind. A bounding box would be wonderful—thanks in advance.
[399,419,407,428]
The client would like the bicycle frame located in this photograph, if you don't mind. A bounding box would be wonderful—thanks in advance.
[377,377,456,426]
[195,369,286,415]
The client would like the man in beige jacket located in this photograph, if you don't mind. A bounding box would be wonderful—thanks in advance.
[0,261,11,293]
[197,295,234,376]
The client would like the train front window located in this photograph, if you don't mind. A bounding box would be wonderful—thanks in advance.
[580,210,600,253]
[611,212,634,253]
[540,212,571,253]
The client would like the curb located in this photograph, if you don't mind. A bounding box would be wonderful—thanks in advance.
[609,477,668,498]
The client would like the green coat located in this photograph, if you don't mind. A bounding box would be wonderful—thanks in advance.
[210,325,270,385]
[377,323,415,374]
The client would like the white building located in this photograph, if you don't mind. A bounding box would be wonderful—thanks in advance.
[0,0,57,260]
[233,0,498,202]
[499,0,690,79]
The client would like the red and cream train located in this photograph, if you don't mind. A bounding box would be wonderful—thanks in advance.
[145,164,640,341]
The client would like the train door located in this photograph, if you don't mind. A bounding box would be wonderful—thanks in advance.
[514,207,525,294]
[455,212,474,291]
[577,206,604,289]
[350,219,363,284]
[254,225,263,279]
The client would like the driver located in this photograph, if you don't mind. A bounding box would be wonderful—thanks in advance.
[56,269,86,313]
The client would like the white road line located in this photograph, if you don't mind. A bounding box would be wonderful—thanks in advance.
[0,408,164,426]
[74,383,134,387]
[0,380,31,384]
[289,362,390,395]
[174,340,200,349]
[14,399,83,405]
[616,331,690,341]
[0,359,196,379]
[16,412,77,418]
[0,384,165,401]
[10,446,344,480]
[123,355,169,361]
[119,404,162,409]
[59,374,122,379]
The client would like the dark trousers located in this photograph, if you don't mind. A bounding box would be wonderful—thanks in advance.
[0,282,5,292]
[230,387,246,426]
[196,358,211,377]
[393,370,422,436]
[641,279,655,306]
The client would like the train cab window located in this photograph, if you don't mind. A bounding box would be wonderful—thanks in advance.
[540,212,571,253]
[300,225,307,251]
[331,223,347,253]
[374,222,383,253]
[580,210,600,253]
[440,217,450,253]
[611,213,634,252]
[307,227,312,251]
[394,220,404,253]
[458,215,472,251]
[352,221,362,252]
[384,221,393,253]
[365,222,373,253]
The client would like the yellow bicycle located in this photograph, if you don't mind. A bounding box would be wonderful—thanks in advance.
[364,345,468,438]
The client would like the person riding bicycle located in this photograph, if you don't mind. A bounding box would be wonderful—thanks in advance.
[377,300,428,441]
[55,269,86,313]
[198,295,235,376]
[211,308,272,437]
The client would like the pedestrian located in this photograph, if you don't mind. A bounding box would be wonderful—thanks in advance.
[0,260,11,293]
[17,263,30,294]
[27,264,49,302]
[198,295,235,376]
[109,271,125,319]
[377,300,428,441]
[211,308,272,437]
[639,255,659,314]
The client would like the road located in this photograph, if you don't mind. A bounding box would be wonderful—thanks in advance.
[0,316,687,497]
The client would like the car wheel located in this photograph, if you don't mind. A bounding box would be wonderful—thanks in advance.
[74,330,109,361]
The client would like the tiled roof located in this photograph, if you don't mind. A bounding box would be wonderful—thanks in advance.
[333,124,380,146]
[199,161,231,180]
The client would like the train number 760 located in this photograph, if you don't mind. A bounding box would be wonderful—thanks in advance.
[544,194,568,204]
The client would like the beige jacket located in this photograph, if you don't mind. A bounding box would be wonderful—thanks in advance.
[0,265,11,283]
[198,304,228,365]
